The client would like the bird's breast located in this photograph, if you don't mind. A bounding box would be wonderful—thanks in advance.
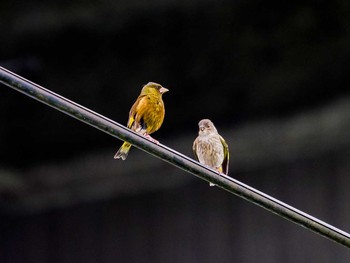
[196,135,225,168]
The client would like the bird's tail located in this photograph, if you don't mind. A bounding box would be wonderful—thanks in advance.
[114,142,132,160]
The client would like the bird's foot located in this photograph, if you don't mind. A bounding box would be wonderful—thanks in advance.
[209,168,223,187]
[144,134,159,144]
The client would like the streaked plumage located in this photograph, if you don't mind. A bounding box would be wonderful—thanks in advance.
[114,82,168,160]
[193,119,229,186]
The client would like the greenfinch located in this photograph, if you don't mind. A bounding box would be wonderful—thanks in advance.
[193,119,229,186]
[114,82,169,160]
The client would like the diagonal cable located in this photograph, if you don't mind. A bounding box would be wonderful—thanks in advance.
[1,66,349,248]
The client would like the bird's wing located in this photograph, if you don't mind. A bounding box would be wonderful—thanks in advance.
[220,135,229,175]
[127,95,147,129]
[192,138,199,161]
[127,114,135,129]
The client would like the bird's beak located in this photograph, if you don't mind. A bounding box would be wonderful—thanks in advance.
[159,87,169,94]
[199,126,205,131]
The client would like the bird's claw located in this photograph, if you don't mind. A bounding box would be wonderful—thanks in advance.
[209,169,223,187]
[144,134,159,144]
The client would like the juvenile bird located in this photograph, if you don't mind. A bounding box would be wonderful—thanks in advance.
[114,82,169,160]
[193,119,229,186]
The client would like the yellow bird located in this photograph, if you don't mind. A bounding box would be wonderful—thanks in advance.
[114,82,169,160]
[193,119,229,186]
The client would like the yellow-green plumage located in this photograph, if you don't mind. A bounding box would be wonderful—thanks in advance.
[114,82,168,160]
[193,119,229,186]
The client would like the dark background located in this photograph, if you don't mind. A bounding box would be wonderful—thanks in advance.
[1,0,350,262]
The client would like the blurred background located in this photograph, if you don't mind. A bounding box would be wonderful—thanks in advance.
[1,0,350,262]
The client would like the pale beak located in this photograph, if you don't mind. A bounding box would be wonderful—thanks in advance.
[159,87,169,94]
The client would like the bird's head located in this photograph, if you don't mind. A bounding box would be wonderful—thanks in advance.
[198,119,218,135]
[141,82,169,96]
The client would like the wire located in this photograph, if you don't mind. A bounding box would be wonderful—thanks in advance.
[1,66,350,248]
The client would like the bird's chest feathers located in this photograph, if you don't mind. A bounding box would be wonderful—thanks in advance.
[136,97,164,133]
[154,101,162,112]
[145,98,163,116]
[196,135,224,166]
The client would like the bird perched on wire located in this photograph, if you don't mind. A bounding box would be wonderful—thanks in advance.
[114,82,169,160]
[193,119,229,186]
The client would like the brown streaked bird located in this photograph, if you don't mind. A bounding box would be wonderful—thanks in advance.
[114,82,169,160]
[193,119,229,186]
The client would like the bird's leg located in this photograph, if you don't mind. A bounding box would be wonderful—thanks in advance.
[209,168,223,187]
[144,133,159,144]
[217,168,224,175]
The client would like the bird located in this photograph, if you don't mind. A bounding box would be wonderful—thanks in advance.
[114,82,169,160]
[193,119,229,186]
